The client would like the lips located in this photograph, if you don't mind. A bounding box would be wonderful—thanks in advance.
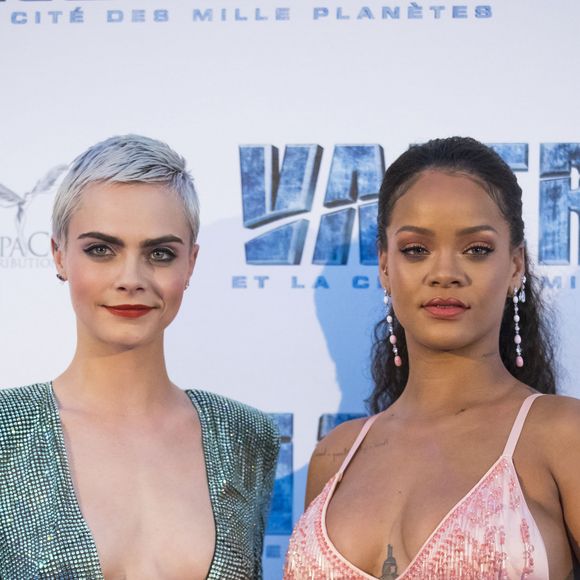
[103,304,154,319]
[422,297,469,319]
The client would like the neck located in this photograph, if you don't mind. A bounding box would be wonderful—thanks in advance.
[395,340,518,417]
[53,335,179,416]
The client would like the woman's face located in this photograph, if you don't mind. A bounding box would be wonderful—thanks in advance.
[379,169,524,355]
[52,182,198,351]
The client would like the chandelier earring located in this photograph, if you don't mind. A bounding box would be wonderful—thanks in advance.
[512,274,526,368]
[383,289,402,368]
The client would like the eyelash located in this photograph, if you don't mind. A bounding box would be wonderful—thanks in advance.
[400,244,495,257]
[83,244,177,262]
[465,244,494,256]
[83,244,113,258]
[400,244,428,256]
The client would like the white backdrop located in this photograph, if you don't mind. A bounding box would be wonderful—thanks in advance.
[1,1,579,577]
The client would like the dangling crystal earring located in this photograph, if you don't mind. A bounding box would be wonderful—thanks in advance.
[383,289,402,368]
[512,275,525,368]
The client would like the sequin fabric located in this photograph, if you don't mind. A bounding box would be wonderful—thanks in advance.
[0,382,280,579]
[284,394,549,580]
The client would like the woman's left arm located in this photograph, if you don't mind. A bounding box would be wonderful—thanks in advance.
[253,416,281,579]
[548,396,580,560]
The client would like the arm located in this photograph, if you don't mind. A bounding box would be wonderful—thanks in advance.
[253,416,281,580]
[546,397,580,562]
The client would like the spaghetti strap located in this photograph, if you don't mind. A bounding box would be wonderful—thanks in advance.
[502,393,543,458]
[336,414,379,482]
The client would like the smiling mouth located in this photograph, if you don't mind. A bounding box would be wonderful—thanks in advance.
[103,305,154,318]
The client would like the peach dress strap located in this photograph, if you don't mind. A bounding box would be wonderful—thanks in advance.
[336,414,380,482]
[502,393,543,458]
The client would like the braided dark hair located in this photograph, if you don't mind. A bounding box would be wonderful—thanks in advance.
[368,137,557,413]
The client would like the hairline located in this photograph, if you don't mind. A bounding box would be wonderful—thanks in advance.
[381,165,524,250]
[54,178,197,248]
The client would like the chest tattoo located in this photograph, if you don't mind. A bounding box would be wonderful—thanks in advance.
[380,544,399,579]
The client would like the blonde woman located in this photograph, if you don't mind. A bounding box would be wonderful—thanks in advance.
[0,135,279,579]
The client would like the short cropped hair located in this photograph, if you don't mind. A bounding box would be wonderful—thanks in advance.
[52,134,200,244]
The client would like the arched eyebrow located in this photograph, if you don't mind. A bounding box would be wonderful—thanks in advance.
[394,225,499,236]
[141,235,184,248]
[77,232,184,247]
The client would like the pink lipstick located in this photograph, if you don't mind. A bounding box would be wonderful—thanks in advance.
[422,297,469,319]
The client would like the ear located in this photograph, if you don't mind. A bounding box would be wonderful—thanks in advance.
[187,243,200,280]
[379,246,390,293]
[509,243,526,291]
[51,238,67,280]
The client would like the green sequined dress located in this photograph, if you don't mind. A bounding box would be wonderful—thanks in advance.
[0,382,280,579]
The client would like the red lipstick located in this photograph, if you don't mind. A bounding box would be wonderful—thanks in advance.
[422,297,469,319]
[104,304,154,319]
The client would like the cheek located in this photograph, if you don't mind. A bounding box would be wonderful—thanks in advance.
[157,274,187,309]
[387,255,422,295]
[66,255,105,310]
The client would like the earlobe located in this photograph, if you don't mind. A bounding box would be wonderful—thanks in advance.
[51,238,67,281]
[379,249,389,289]
[511,244,526,286]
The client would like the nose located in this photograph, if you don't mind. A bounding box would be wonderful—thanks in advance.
[115,254,147,293]
[424,250,468,288]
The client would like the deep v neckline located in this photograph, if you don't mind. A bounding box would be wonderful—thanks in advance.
[321,454,509,579]
[320,394,548,579]
[47,382,219,579]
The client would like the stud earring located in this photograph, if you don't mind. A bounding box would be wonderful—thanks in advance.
[383,289,402,368]
[185,280,190,290]
[512,277,525,368]
[56,274,66,282]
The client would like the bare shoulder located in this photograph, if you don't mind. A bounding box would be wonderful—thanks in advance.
[531,393,580,435]
[528,394,580,469]
[304,416,369,508]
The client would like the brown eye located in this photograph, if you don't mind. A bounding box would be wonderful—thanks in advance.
[465,245,494,256]
[401,244,429,256]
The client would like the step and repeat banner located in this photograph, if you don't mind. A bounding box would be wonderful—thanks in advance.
[1,1,579,577]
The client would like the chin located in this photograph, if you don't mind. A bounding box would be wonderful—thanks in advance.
[416,332,474,353]
[91,328,160,351]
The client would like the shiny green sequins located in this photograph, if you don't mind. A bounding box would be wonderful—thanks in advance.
[0,383,279,579]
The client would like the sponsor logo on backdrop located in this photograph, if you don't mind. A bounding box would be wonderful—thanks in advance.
[0,165,66,268]
[235,143,580,290]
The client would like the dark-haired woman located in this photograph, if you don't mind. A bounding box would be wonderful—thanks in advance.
[285,137,580,579]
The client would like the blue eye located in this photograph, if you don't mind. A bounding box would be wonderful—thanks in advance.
[84,244,113,257]
[150,248,177,262]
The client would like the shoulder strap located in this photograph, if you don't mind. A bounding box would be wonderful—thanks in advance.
[502,393,544,458]
[336,414,380,482]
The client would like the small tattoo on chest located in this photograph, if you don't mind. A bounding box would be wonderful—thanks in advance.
[380,544,399,579]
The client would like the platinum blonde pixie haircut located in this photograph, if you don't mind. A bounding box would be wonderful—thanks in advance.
[52,134,200,244]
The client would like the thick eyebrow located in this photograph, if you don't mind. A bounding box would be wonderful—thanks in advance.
[395,225,434,236]
[77,232,184,247]
[140,235,184,248]
[78,232,124,246]
[394,225,499,236]
[456,225,499,236]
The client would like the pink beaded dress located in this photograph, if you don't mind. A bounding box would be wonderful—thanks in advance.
[284,394,549,579]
